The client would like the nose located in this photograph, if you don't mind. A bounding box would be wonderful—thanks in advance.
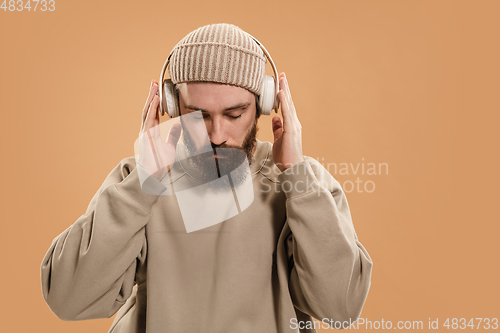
[208,116,227,146]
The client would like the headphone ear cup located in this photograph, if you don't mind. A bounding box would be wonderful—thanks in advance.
[162,79,179,118]
[259,75,276,116]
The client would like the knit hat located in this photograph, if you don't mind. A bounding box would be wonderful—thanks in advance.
[168,23,267,96]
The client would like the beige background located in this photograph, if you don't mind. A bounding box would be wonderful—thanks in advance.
[1,0,499,332]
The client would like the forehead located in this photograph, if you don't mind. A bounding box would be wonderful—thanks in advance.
[178,82,254,109]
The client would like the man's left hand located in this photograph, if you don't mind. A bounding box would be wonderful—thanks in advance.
[272,72,305,172]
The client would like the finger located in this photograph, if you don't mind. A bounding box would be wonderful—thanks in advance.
[282,73,297,119]
[278,82,294,133]
[166,122,182,146]
[272,115,283,142]
[144,95,160,134]
[276,72,286,113]
[278,75,301,133]
[142,83,157,126]
[142,82,159,124]
[143,80,156,112]
[139,81,152,135]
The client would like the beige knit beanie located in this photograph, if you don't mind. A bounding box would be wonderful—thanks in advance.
[168,23,267,96]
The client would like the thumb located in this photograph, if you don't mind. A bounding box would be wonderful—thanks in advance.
[166,122,182,146]
[272,116,283,142]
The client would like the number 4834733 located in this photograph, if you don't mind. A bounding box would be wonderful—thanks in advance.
[1,0,55,11]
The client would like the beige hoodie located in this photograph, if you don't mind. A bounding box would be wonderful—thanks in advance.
[40,139,373,333]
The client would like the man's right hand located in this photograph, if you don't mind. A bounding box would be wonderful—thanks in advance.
[138,80,182,182]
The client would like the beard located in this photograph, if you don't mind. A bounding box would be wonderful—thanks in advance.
[180,120,258,190]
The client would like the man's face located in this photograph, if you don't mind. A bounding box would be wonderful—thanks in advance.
[178,82,258,151]
[178,82,259,186]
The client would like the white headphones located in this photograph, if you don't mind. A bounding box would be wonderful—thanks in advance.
[158,32,280,118]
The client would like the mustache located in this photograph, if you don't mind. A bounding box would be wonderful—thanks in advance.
[210,142,244,151]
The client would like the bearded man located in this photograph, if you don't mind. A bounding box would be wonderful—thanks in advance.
[41,23,373,333]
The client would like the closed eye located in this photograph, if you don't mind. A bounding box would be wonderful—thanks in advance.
[193,110,243,119]
[191,110,206,120]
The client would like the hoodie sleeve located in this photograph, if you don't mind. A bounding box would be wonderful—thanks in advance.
[277,157,373,327]
[40,157,167,321]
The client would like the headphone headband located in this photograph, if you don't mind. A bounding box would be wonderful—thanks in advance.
[159,32,280,117]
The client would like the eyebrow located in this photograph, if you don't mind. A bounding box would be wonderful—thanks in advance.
[185,102,251,112]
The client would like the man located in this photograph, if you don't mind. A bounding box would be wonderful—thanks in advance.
[41,23,373,333]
